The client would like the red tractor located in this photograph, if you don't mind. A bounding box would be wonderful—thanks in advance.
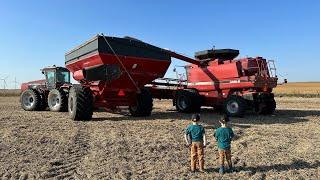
[20,34,278,120]
[20,66,71,112]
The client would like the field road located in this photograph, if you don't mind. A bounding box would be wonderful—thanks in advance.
[0,97,319,179]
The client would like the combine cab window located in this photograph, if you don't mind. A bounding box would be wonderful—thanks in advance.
[56,71,70,83]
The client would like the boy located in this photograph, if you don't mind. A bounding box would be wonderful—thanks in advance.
[185,114,207,172]
[214,115,234,174]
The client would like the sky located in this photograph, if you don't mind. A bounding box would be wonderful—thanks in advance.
[0,0,319,89]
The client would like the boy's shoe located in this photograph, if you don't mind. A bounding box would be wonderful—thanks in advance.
[219,166,224,174]
[227,167,234,173]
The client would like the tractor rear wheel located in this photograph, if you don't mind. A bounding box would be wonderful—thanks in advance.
[224,95,247,117]
[20,89,41,111]
[48,89,68,112]
[175,90,201,113]
[68,85,93,121]
[129,89,153,117]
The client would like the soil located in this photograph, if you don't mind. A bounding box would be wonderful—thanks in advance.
[0,97,319,179]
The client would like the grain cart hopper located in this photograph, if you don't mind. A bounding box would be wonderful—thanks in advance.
[64,34,202,120]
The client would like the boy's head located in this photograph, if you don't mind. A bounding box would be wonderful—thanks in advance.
[191,114,200,122]
[219,115,230,125]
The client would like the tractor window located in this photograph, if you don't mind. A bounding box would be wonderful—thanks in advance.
[46,71,55,86]
[56,71,70,83]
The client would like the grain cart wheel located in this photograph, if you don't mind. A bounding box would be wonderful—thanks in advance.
[48,89,68,112]
[20,89,41,111]
[175,90,201,113]
[224,95,247,117]
[129,89,153,117]
[68,86,93,121]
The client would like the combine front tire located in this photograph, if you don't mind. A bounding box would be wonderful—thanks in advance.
[20,89,41,111]
[224,95,247,117]
[48,89,68,112]
[256,98,276,115]
[175,90,201,113]
[68,86,93,121]
[129,89,153,117]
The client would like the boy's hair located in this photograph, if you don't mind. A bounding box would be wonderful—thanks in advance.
[191,114,200,122]
[219,115,230,124]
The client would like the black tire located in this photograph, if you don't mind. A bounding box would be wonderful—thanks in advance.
[38,92,48,111]
[175,90,201,113]
[68,85,93,121]
[129,88,153,117]
[20,89,41,111]
[257,98,276,115]
[224,95,247,117]
[48,89,68,112]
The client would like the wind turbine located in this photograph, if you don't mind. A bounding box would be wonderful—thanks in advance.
[0,76,9,89]
[11,77,19,89]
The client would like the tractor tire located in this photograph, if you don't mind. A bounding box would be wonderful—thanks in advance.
[68,85,93,121]
[20,89,41,111]
[224,95,247,117]
[39,92,48,111]
[48,89,68,112]
[256,98,276,115]
[175,90,201,113]
[129,88,153,117]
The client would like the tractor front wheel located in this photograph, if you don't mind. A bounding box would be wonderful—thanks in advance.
[224,95,247,117]
[68,86,93,121]
[48,89,68,112]
[20,89,41,111]
[129,89,153,117]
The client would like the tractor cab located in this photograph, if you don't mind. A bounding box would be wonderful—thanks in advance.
[41,66,70,90]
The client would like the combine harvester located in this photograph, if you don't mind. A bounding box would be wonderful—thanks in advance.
[20,34,278,120]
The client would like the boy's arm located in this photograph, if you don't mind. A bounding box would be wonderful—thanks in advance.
[203,134,207,147]
[230,128,235,139]
[184,134,191,145]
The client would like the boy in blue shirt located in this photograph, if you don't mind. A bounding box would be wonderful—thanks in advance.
[214,115,234,174]
[185,114,207,172]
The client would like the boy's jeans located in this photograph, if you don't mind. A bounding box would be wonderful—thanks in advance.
[190,142,204,171]
[218,149,232,168]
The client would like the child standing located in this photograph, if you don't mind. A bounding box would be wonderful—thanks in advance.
[214,115,234,174]
[185,114,207,172]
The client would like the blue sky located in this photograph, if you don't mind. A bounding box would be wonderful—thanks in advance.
[0,0,319,88]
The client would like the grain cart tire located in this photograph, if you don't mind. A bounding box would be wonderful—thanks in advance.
[224,95,247,117]
[68,86,93,121]
[129,89,153,117]
[48,89,68,112]
[20,89,41,111]
[175,90,201,113]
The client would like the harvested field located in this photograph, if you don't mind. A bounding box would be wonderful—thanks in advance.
[0,97,319,179]
[274,82,320,98]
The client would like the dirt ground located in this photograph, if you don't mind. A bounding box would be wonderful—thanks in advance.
[0,97,319,180]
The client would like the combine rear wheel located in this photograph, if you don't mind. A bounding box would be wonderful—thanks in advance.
[224,95,247,117]
[175,90,201,113]
[129,89,153,117]
[48,89,68,112]
[68,86,93,121]
[20,89,41,111]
